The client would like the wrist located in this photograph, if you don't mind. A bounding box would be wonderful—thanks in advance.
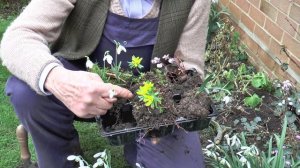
[45,66,65,92]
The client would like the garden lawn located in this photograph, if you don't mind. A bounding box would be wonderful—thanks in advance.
[0,14,128,168]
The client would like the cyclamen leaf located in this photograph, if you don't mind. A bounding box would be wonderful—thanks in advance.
[244,94,262,108]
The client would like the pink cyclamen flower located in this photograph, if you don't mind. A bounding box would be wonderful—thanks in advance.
[168,58,176,64]
[151,57,161,64]
[162,54,170,60]
[282,80,293,91]
[157,63,163,68]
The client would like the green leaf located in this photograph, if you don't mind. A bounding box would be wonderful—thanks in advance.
[244,94,262,108]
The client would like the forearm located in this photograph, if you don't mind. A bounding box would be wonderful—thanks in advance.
[175,0,211,79]
[0,0,76,94]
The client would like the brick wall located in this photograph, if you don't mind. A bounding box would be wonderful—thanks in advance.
[218,0,300,87]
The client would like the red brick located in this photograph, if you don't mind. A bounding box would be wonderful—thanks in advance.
[260,0,278,21]
[289,4,300,24]
[258,49,277,70]
[241,31,260,53]
[288,58,300,76]
[294,0,300,5]
[254,25,271,45]
[283,32,300,58]
[265,18,284,42]
[269,39,288,62]
[220,0,230,7]
[249,5,266,26]
[289,53,300,68]
[241,13,256,31]
[274,65,290,81]
[229,2,242,21]
[277,12,297,37]
[297,25,300,41]
[248,0,261,8]
[236,0,251,13]
[270,0,292,14]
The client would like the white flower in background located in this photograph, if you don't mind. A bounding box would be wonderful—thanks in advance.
[136,163,145,168]
[157,63,163,68]
[289,102,293,105]
[223,96,232,104]
[85,56,94,69]
[114,40,127,55]
[151,57,161,64]
[278,103,283,106]
[239,156,251,168]
[67,155,89,168]
[230,135,241,148]
[108,89,117,99]
[162,54,170,60]
[168,58,176,64]
[219,157,231,168]
[103,51,113,65]
[224,134,231,146]
[282,80,293,91]
[211,0,219,4]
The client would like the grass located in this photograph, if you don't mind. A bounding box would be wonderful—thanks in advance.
[0,13,127,168]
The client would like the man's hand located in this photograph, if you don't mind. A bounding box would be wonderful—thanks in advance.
[45,66,133,118]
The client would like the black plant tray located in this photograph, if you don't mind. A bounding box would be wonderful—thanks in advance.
[97,104,218,146]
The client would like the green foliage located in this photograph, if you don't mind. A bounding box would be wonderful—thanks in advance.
[207,3,229,43]
[204,117,300,168]
[244,94,262,108]
[230,32,248,61]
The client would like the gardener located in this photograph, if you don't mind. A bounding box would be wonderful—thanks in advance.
[1,0,210,167]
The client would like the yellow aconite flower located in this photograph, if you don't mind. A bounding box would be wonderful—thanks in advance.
[144,95,154,106]
[136,81,154,96]
[132,56,142,68]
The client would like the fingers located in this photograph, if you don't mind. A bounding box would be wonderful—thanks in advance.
[99,83,133,99]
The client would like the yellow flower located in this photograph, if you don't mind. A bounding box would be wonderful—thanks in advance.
[136,81,154,96]
[143,95,154,106]
[129,56,143,69]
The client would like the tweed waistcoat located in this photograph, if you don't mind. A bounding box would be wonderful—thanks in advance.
[50,0,195,62]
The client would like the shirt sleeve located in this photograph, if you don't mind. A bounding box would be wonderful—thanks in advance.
[39,63,61,95]
[174,0,211,80]
[0,0,76,95]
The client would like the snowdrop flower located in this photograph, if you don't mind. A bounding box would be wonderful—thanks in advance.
[282,100,286,104]
[157,63,163,68]
[162,54,170,60]
[67,155,89,168]
[223,96,232,104]
[151,57,161,64]
[85,56,94,69]
[296,135,300,141]
[203,149,217,160]
[103,51,113,65]
[239,156,251,168]
[211,0,219,4]
[278,103,283,106]
[108,89,117,99]
[136,163,145,168]
[114,41,126,55]
[289,102,293,105]
[219,157,231,168]
[92,159,104,168]
[230,135,241,148]
[93,151,107,159]
[168,58,176,64]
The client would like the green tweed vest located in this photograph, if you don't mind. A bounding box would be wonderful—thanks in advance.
[50,0,195,64]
